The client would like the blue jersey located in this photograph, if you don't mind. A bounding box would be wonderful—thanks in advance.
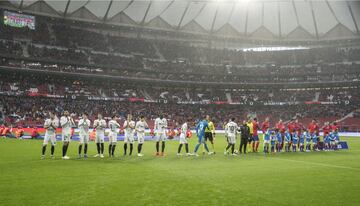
[196,120,208,139]
[285,132,291,142]
[305,133,312,142]
[270,135,276,145]
[276,132,283,142]
[299,134,305,144]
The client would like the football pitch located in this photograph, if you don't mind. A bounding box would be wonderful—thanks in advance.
[0,136,359,206]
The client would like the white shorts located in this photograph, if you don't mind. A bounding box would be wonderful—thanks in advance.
[79,133,89,144]
[264,140,270,144]
[227,134,236,144]
[43,133,56,146]
[61,131,71,142]
[108,132,118,144]
[137,132,145,144]
[95,132,105,143]
[155,131,167,142]
[179,133,187,144]
[124,133,134,143]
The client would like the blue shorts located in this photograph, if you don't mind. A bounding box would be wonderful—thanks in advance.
[292,139,298,144]
[277,138,283,143]
[253,135,259,141]
[299,138,305,144]
[271,140,276,146]
[306,138,312,143]
[197,135,205,143]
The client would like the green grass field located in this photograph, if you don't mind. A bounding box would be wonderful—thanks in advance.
[0,135,359,206]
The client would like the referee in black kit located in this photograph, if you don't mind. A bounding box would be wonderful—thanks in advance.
[239,120,250,154]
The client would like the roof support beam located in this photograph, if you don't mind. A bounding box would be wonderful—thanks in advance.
[325,0,339,23]
[277,1,281,38]
[226,2,236,23]
[103,0,113,22]
[291,0,300,26]
[141,0,153,26]
[63,0,71,17]
[244,4,249,36]
[261,2,264,26]
[210,4,220,33]
[177,1,191,30]
[19,0,24,10]
[158,0,174,17]
[347,1,359,34]
[309,0,319,39]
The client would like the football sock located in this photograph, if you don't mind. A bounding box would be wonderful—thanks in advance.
[185,143,189,153]
[62,145,66,157]
[255,142,259,151]
[138,143,143,153]
[108,144,112,156]
[178,144,183,153]
[211,143,215,151]
[42,145,46,155]
[111,145,116,155]
[194,143,201,153]
[84,144,88,155]
[78,145,82,155]
[226,144,231,151]
[50,145,55,155]
[204,143,209,152]
[231,144,235,154]
[100,143,104,154]
[129,143,133,155]
[64,144,69,155]
[124,143,127,155]
[156,142,159,153]
[96,143,100,154]
[161,142,165,153]
[252,142,255,152]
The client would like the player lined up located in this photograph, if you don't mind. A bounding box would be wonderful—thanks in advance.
[41,111,340,159]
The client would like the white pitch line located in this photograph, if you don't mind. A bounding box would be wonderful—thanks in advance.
[274,157,360,171]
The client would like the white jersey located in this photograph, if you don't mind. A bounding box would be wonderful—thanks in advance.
[93,119,107,134]
[154,118,167,133]
[136,120,148,134]
[109,120,120,133]
[181,123,188,135]
[225,121,238,136]
[44,118,58,135]
[60,116,74,133]
[123,120,135,135]
[78,118,91,135]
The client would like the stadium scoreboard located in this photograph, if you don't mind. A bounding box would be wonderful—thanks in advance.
[3,10,35,30]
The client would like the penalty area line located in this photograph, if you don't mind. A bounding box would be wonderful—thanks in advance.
[273,157,360,171]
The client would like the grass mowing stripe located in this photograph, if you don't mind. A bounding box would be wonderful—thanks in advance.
[273,157,360,171]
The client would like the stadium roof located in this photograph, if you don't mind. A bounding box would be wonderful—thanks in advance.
[2,0,360,41]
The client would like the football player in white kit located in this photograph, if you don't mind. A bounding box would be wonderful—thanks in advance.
[108,115,120,157]
[60,111,75,160]
[41,112,58,159]
[78,112,91,158]
[135,115,148,157]
[154,114,168,156]
[224,117,239,155]
[93,113,107,158]
[123,114,135,156]
[177,119,191,156]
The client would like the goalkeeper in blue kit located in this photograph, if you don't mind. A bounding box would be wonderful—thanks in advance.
[193,118,213,156]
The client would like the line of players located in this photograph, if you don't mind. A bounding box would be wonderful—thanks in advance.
[223,117,341,155]
[41,110,340,159]
[41,111,150,159]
